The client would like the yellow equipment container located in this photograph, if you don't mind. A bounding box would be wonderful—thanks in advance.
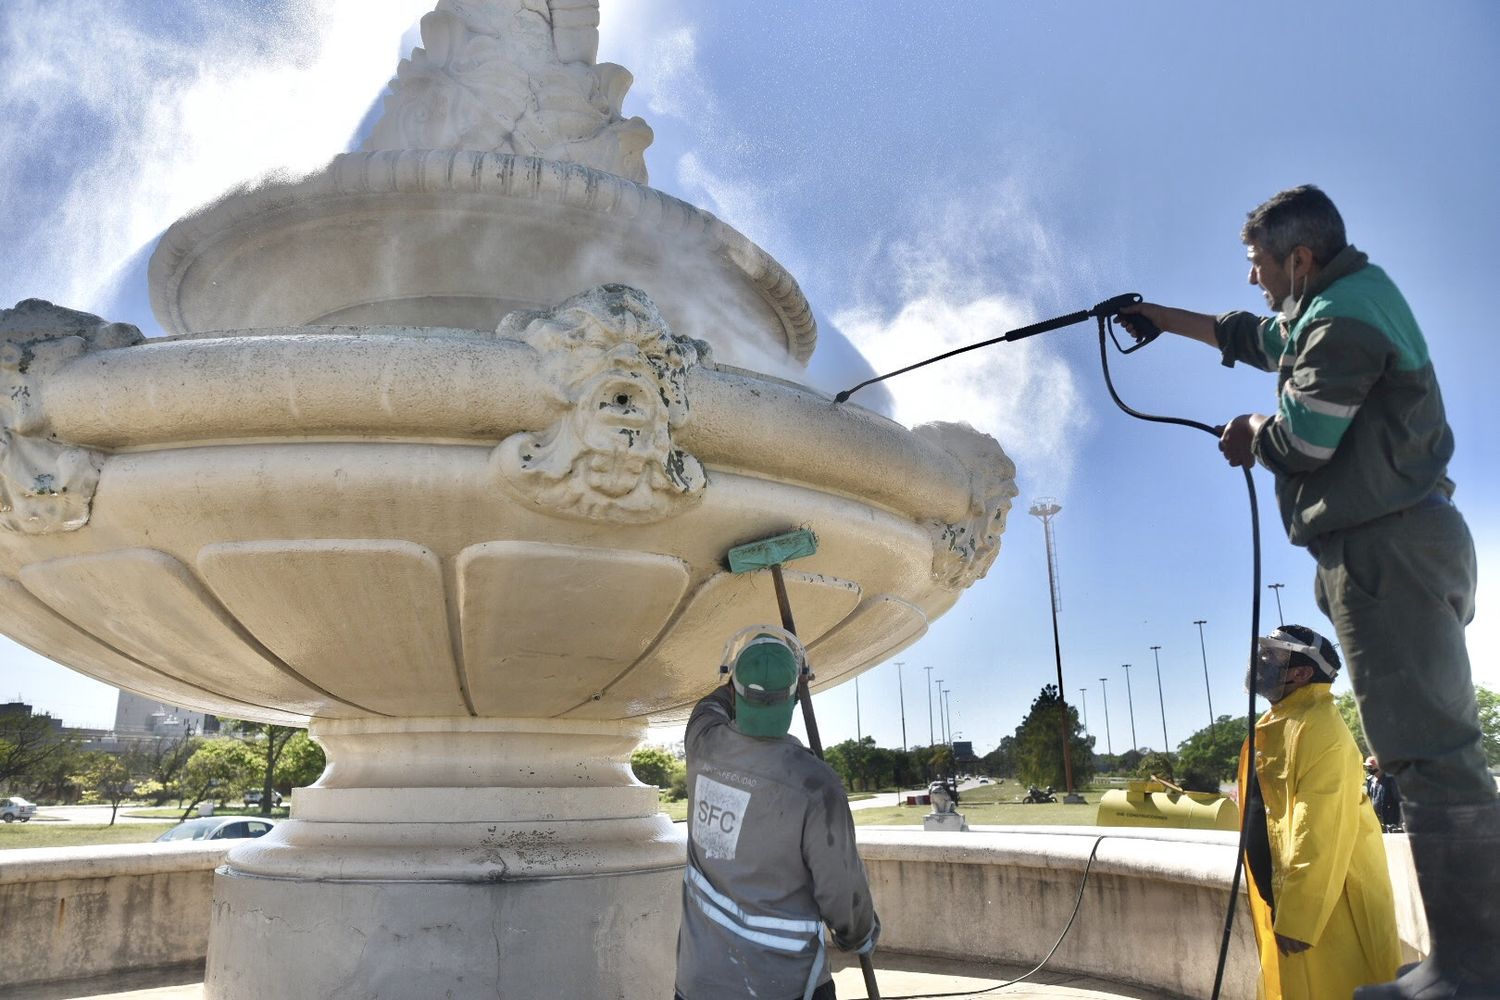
[1096,780,1239,832]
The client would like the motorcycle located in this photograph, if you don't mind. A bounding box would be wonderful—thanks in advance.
[1023,784,1057,804]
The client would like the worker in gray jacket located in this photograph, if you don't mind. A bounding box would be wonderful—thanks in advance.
[674,627,879,1000]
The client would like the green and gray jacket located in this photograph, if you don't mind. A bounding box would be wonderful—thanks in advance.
[1215,246,1456,546]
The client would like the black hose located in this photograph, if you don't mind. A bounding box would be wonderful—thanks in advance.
[1094,314,1261,1000]
[857,836,1108,999]
[832,308,1263,999]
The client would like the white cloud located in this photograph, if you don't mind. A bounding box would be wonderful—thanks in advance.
[0,0,433,314]
[831,178,1098,495]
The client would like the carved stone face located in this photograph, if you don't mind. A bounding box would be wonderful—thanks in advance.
[494,285,705,522]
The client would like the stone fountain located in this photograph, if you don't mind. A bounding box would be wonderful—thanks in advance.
[0,2,1016,996]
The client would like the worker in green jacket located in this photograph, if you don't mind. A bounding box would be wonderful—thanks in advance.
[1122,185,1497,999]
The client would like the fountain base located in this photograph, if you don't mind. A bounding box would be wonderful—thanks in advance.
[204,717,685,999]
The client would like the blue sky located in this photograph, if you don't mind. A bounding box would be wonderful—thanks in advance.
[1,1,1495,757]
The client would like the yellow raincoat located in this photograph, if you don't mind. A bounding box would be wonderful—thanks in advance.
[1237,683,1401,1000]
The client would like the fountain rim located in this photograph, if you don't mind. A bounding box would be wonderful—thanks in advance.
[146,149,817,363]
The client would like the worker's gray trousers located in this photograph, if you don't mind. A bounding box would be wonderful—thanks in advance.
[1313,500,1494,806]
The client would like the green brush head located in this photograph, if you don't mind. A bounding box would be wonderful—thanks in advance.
[726,528,818,573]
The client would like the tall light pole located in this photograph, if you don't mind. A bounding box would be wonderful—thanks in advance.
[1268,583,1286,626]
[1193,619,1215,729]
[941,687,952,746]
[1079,687,1088,730]
[1150,645,1169,752]
[1098,677,1114,756]
[855,676,862,742]
[934,679,945,744]
[1121,663,1138,752]
[1029,497,1080,800]
[924,666,935,745]
[894,661,907,752]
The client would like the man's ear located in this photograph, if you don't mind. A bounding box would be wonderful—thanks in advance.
[1289,245,1319,276]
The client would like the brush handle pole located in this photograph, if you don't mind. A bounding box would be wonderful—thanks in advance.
[769,564,877,997]
[770,563,825,758]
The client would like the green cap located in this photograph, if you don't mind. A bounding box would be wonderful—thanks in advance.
[732,636,800,738]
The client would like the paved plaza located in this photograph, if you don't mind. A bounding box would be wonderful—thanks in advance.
[20,952,1184,1000]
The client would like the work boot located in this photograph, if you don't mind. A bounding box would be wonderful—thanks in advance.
[1354,799,1500,999]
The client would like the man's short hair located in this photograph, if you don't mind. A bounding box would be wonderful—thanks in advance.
[1241,185,1348,266]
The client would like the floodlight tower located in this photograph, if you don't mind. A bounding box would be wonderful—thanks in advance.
[894,661,907,752]
[1150,645,1168,752]
[1193,619,1215,729]
[1121,663,1139,752]
[1029,497,1083,802]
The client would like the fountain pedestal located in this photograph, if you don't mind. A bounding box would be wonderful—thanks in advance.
[208,718,682,998]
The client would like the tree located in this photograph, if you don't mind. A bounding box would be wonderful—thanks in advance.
[1478,685,1499,767]
[124,733,201,805]
[0,708,74,789]
[275,731,327,790]
[72,753,133,825]
[1011,685,1094,789]
[1176,715,1250,791]
[1335,691,1370,757]
[178,738,258,820]
[1135,750,1176,782]
[630,747,676,788]
[981,737,1016,779]
[221,721,301,815]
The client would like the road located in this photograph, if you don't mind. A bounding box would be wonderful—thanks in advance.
[847,779,991,811]
[29,804,180,825]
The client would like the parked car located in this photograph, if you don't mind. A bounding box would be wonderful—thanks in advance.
[0,796,37,823]
[242,790,284,807]
[154,816,280,842]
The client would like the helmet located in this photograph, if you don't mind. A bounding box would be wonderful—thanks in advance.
[719,626,807,738]
[1258,624,1340,683]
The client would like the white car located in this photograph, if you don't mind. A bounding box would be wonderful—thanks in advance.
[154,816,279,842]
[0,796,37,822]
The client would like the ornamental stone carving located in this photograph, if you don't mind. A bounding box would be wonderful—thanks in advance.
[0,300,143,534]
[363,0,652,184]
[916,421,1019,589]
[492,284,707,523]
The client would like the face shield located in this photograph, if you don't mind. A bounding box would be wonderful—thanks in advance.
[1246,642,1296,704]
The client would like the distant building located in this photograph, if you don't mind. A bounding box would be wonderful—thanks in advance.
[113,691,217,739]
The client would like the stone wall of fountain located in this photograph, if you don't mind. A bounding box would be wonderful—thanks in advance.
[0,3,1018,996]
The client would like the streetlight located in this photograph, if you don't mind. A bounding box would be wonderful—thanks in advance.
[934,678,944,744]
[855,675,862,741]
[1079,687,1088,730]
[1268,583,1286,626]
[1150,645,1168,752]
[1098,677,1114,756]
[894,661,907,752]
[941,687,952,746]
[1193,620,1216,729]
[1029,497,1080,801]
[924,666,935,745]
[1121,663,1139,752]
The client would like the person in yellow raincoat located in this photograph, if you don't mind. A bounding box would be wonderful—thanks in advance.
[1237,625,1401,999]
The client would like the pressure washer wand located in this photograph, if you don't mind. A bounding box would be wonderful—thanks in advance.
[834,293,1160,403]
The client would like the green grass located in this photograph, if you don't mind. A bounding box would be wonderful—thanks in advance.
[658,791,689,822]
[853,784,1106,827]
[0,822,176,850]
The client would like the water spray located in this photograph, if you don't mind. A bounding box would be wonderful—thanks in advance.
[834,296,1263,1000]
